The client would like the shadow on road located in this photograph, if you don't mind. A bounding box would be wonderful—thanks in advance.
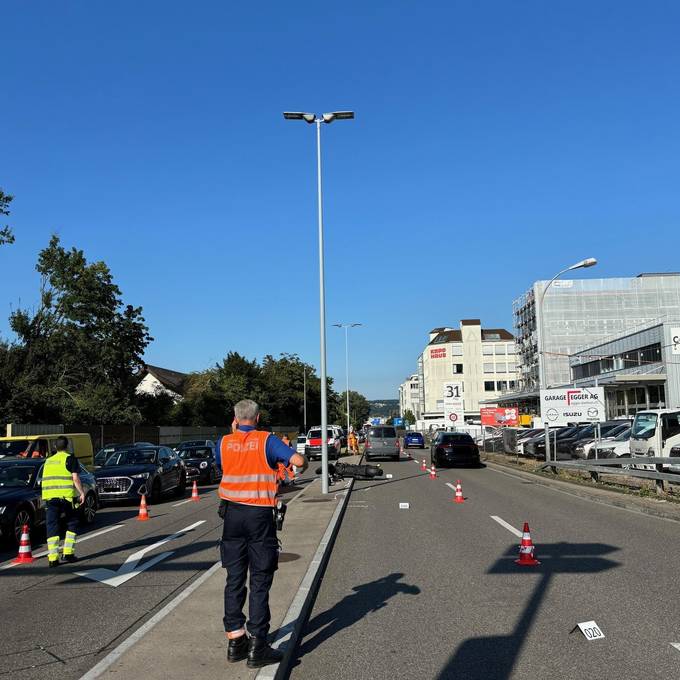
[435,541,621,680]
[293,573,420,660]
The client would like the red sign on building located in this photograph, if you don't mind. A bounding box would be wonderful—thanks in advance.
[430,348,447,359]
[480,407,519,427]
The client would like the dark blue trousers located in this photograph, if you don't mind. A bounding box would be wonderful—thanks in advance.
[45,498,79,538]
[221,501,279,639]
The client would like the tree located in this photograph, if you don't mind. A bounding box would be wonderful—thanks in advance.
[0,189,14,246]
[337,390,371,430]
[403,409,416,426]
[4,236,151,423]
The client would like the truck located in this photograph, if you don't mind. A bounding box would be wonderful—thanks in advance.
[629,409,680,471]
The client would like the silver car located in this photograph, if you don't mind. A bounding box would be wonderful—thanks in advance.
[365,426,400,461]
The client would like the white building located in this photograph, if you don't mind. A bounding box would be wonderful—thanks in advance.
[398,374,421,420]
[136,365,187,402]
[416,319,518,422]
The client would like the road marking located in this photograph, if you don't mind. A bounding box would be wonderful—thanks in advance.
[75,520,205,587]
[172,499,193,506]
[671,643,680,653]
[0,524,125,571]
[78,561,221,680]
[490,515,523,538]
[445,482,457,491]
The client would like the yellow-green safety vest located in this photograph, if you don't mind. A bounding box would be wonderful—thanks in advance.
[41,451,76,500]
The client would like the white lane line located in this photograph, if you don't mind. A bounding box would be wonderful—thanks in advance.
[0,524,125,570]
[670,643,680,653]
[490,515,523,538]
[79,560,221,679]
[445,482,457,491]
[172,499,194,507]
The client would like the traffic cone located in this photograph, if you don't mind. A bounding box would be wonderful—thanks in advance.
[421,459,427,471]
[453,480,465,504]
[12,524,34,564]
[515,522,540,566]
[191,480,199,502]
[137,494,150,521]
[429,465,437,480]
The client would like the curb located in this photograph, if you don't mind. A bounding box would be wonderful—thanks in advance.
[256,475,355,680]
[486,461,680,524]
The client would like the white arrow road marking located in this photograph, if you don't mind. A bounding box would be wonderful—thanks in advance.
[75,520,205,587]
[670,643,680,652]
[0,524,125,571]
[490,515,523,538]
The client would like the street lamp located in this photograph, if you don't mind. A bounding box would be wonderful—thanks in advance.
[539,257,597,463]
[284,111,355,493]
[333,323,362,436]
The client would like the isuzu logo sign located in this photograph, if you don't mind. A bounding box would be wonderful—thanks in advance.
[672,327,680,355]
[540,387,605,426]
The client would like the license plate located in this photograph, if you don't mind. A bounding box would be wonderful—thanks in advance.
[103,486,118,492]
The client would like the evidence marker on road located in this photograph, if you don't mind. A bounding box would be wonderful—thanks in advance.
[570,621,605,641]
[399,502,410,509]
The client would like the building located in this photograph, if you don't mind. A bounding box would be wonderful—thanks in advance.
[417,320,518,422]
[514,273,680,392]
[568,320,680,416]
[398,374,421,420]
[136,365,187,402]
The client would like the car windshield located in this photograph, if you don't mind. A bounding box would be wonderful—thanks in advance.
[0,462,37,487]
[631,413,657,439]
[105,449,157,466]
[179,448,211,459]
[369,427,397,438]
[297,436,306,443]
[613,427,631,442]
[440,434,474,444]
[0,440,31,457]
[603,424,628,438]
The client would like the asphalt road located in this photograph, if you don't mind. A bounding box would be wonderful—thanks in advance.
[289,452,680,680]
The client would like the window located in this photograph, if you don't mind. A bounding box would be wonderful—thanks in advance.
[507,361,517,372]
[452,364,463,374]
[451,344,463,356]
[482,345,493,355]
[496,363,507,373]
[483,362,494,373]
[496,381,508,391]
[507,345,517,354]
[508,381,517,390]
[484,381,496,392]
[494,345,506,355]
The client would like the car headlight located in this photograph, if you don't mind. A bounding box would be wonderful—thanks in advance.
[199,461,208,469]
[131,472,150,479]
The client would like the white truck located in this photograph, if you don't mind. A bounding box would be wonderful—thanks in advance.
[630,409,680,471]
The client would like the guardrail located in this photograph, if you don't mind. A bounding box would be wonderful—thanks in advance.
[538,456,680,495]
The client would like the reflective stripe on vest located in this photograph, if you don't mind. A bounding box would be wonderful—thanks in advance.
[42,452,76,500]
[218,430,278,507]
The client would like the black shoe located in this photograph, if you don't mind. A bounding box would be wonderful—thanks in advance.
[62,554,77,564]
[48,560,59,568]
[247,637,283,669]
[227,635,249,663]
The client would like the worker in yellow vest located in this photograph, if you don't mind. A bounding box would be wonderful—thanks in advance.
[41,436,85,567]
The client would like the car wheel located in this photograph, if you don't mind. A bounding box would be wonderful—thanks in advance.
[79,492,98,525]
[175,473,187,497]
[150,479,161,504]
[12,506,34,546]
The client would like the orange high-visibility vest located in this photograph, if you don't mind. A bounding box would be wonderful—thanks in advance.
[218,430,278,507]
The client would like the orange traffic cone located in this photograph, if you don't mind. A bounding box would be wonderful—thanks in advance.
[429,465,437,480]
[137,493,150,521]
[12,524,34,564]
[453,479,465,504]
[515,522,540,566]
[191,480,199,502]
[421,459,427,471]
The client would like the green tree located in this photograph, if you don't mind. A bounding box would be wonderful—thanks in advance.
[403,409,416,426]
[0,189,14,246]
[337,390,371,429]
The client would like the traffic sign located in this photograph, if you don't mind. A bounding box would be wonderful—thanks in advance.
[393,417,404,426]
[443,382,464,426]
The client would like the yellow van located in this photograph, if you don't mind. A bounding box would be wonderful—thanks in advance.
[0,433,94,466]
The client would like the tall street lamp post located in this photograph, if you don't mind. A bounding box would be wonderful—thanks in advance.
[333,322,362,436]
[284,111,354,493]
[539,257,597,463]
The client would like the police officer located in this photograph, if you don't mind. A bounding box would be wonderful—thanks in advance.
[218,399,307,668]
[41,436,85,567]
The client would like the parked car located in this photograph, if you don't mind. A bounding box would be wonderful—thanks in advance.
[557,422,625,458]
[403,432,425,449]
[177,439,215,450]
[94,442,156,468]
[588,427,632,459]
[523,427,579,459]
[430,432,480,467]
[94,446,186,504]
[296,435,307,455]
[0,457,99,546]
[364,426,400,461]
[573,424,630,459]
[177,446,221,484]
[305,428,342,461]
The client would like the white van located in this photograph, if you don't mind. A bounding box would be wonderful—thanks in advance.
[630,409,680,471]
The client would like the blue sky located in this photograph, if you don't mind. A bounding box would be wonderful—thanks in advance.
[2,1,679,399]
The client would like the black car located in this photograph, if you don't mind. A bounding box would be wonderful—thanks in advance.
[0,457,99,546]
[177,439,216,451]
[430,433,480,467]
[556,422,624,458]
[177,446,221,485]
[94,442,156,468]
[523,427,578,459]
[94,446,186,504]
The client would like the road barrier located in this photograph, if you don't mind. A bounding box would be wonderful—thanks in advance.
[539,456,680,495]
